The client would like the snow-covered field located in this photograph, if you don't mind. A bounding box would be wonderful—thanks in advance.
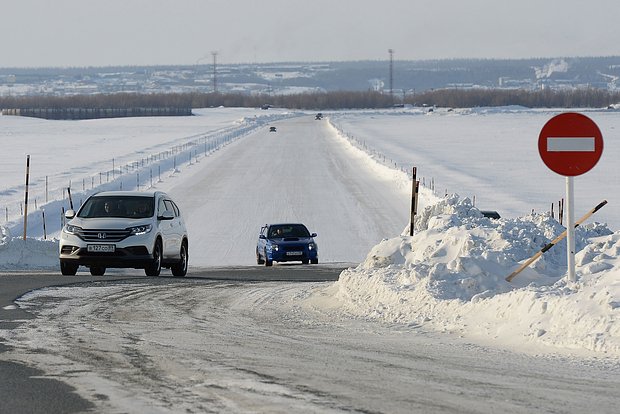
[1,106,619,358]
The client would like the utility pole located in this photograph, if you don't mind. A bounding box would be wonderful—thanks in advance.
[211,51,218,93]
[388,49,394,105]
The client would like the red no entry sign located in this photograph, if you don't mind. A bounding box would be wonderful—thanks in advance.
[538,112,603,176]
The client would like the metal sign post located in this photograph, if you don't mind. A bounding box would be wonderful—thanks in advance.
[565,176,576,282]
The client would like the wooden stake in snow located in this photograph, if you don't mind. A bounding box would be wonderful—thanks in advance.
[67,187,74,210]
[505,200,607,283]
[409,167,418,236]
[42,209,47,240]
[23,155,30,240]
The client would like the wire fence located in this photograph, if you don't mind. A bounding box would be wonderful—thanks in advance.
[4,112,299,239]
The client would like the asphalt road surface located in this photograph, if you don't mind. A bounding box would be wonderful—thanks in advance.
[2,266,620,413]
[0,266,343,413]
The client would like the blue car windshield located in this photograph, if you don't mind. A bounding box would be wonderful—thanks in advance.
[269,225,310,238]
[78,196,155,219]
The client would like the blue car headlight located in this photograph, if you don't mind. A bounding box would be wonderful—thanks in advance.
[309,242,316,250]
[271,243,279,251]
[129,224,152,236]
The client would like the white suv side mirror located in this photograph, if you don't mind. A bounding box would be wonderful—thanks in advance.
[158,210,174,220]
[65,209,76,219]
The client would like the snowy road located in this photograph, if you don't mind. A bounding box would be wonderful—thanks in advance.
[5,275,619,413]
[166,115,414,266]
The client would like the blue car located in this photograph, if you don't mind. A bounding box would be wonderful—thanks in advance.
[256,223,318,266]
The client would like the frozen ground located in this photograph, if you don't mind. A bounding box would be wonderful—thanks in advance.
[2,277,619,413]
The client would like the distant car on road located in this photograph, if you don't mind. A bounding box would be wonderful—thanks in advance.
[315,113,323,120]
[256,223,318,266]
[480,210,501,219]
[59,190,189,277]
[269,126,277,132]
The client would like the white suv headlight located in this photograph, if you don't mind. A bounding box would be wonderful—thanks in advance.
[129,224,152,236]
[63,224,82,235]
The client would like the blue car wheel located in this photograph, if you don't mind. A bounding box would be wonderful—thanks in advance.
[256,248,265,265]
[264,249,273,267]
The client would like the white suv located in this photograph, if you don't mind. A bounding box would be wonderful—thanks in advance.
[59,191,188,277]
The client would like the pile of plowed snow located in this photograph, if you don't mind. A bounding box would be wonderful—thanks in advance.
[329,194,620,355]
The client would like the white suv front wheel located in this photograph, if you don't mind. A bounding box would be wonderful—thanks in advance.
[60,261,78,276]
[145,239,162,276]
[171,241,188,277]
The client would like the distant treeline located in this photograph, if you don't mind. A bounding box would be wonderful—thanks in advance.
[1,88,619,112]
[412,88,620,109]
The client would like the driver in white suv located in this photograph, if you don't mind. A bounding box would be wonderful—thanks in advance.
[59,190,188,277]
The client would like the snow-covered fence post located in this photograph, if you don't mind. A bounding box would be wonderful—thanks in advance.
[42,209,47,240]
[67,187,74,210]
[23,155,30,240]
[409,166,419,237]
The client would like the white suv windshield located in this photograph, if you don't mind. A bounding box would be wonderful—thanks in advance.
[78,196,155,219]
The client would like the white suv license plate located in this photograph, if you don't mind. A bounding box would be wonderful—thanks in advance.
[87,244,116,253]
[286,251,303,256]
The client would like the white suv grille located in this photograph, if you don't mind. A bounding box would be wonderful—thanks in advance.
[77,228,132,242]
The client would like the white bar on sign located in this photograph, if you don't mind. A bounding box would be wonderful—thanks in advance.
[547,137,595,152]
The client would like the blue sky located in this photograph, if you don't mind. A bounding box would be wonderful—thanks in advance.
[1,0,619,67]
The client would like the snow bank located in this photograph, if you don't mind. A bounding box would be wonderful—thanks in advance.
[332,194,620,356]
[0,226,58,270]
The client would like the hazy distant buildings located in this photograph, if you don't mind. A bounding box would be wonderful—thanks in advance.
[1,57,619,97]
